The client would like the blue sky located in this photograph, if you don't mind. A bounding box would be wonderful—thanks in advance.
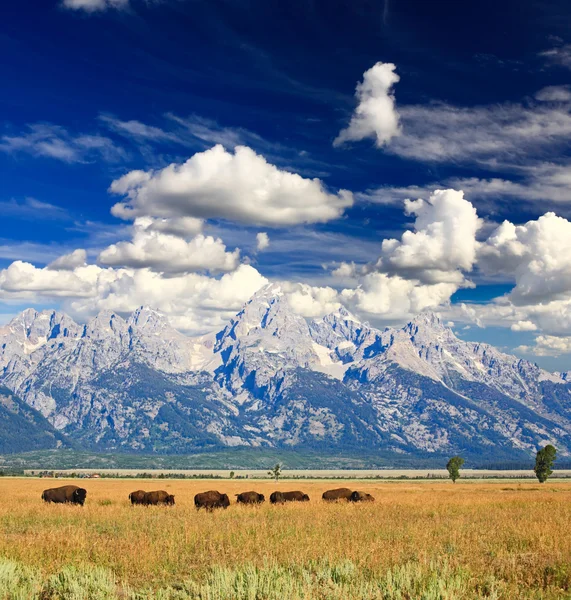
[2,0,571,369]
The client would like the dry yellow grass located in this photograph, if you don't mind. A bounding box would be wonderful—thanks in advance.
[1,477,571,597]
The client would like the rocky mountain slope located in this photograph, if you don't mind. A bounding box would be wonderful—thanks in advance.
[1,284,570,459]
[0,386,71,453]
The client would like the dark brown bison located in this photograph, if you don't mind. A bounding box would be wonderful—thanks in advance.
[235,491,265,504]
[41,485,87,506]
[350,491,375,502]
[194,490,230,510]
[322,488,353,501]
[271,491,309,503]
[270,491,285,504]
[129,490,147,505]
[144,490,175,506]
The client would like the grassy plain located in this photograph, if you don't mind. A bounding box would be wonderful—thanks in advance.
[1,477,571,598]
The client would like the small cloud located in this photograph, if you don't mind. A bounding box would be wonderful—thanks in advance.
[510,320,538,332]
[334,62,401,148]
[539,44,571,69]
[256,232,270,251]
[61,0,129,12]
[535,85,571,102]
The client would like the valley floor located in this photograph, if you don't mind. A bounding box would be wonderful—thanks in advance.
[1,478,570,599]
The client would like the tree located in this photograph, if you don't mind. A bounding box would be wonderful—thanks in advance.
[446,456,464,483]
[268,463,282,483]
[535,445,557,483]
[229,471,235,479]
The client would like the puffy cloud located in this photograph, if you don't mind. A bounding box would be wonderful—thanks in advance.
[325,190,481,323]
[517,335,571,357]
[334,62,401,148]
[283,283,341,317]
[331,262,357,278]
[341,273,457,320]
[0,258,268,335]
[479,212,571,305]
[110,144,353,226]
[61,0,129,11]
[510,320,537,332]
[0,123,125,163]
[0,261,103,298]
[256,232,270,252]
[98,218,239,274]
[373,189,480,285]
[48,249,88,271]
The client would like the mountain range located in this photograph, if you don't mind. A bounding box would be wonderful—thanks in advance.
[1,283,570,461]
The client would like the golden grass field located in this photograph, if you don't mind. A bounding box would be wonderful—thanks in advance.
[1,477,571,598]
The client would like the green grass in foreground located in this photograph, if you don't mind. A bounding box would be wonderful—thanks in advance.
[0,557,523,600]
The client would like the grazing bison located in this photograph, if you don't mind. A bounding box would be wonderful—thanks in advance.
[129,490,147,505]
[235,491,265,504]
[350,491,375,502]
[194,490,230,510]
[271,491,309,503]
[270,491,285,504]
[41,485,87,506]
[144,490,175,506]
[322,488,353,501]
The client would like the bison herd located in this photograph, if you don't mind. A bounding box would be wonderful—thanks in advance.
[41,485,374,508]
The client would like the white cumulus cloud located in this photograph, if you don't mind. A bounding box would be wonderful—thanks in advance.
[98,218,240,274]
[334,62,401,148]
[256,232,270,252]
[0,259,268,336]
[479,212,571,305]
[48,249,88,271]
[110,144,353,226]
[373,189,480,285]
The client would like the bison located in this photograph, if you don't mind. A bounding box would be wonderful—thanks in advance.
[322,488,354,501]
[350,491,375,502]
[129,490,147,505]
[41,485,87,506]
[194,490,230,510]
[144,490,175,506]
[270,491,309,503]
[270,491,285,504]
[235,491,265,504]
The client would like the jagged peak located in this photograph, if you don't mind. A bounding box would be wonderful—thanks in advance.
[128,306,169,329]
[329,305,361,324]
[245,282,284,305]
[404,311,450,333]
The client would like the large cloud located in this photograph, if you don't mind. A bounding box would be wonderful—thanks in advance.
[334,62,401,148]
[372,189,480,285]
[479,212,571,305]
[110,144,353,226]
[98,217,239,274]
[341,273,458,321]
[331,189,480,322]
[0,260,268,335]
